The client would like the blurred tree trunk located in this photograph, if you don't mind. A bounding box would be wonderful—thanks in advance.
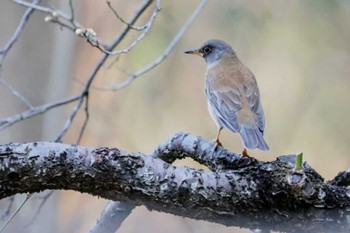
[41,2,79,141]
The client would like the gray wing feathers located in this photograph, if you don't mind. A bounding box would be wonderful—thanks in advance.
[239,127,269,150]
[255,100,265,133]
[206,81,269,150]
[206,88,241,132]
[240,92,269,150]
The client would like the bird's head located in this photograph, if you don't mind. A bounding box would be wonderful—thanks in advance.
[185,39,236,64]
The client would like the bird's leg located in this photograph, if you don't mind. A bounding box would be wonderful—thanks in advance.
[242,148,249,156]
[214,127,223,150]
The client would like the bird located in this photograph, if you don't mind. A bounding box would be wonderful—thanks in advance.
[185,39,269,156]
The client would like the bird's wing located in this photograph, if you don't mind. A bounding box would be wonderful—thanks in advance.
[206,76,265,134]
[205,81,241,132]
[242,81,265,132]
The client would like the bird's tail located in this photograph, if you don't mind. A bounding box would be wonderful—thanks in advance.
[239,127,269,151]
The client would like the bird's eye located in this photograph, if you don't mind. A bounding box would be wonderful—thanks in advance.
[202,46,212,54]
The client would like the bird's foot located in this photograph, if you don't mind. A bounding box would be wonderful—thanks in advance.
[214,139,223,151]
[242,148,249,157]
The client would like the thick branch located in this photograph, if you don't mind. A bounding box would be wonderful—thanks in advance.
[0,132,350,233]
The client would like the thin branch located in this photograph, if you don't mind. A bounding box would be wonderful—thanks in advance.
[100,0,209,91]
[53,0,154,141]
[68,0,75,23]
[77,0,161,55]
[0,194,32,233]
[0,79,32,109]
[0,197,15,221]
[12,0,80,26]
[23,191,54,229]
[0,0,38,108]
[105,0,155,53]
[0,0,40,66]
[0,94,80,131]
[12,0,158,54]
[77,95,90,144]
[106,1,146,31]
[102,0,161,55]
[88,201,136,233]
[1,0,153,137]
[15,0,169,55]
[12,0,55,14]
[55,93,89,143]
[12,0,81,31]
[4,0,202,144]
[55,94,85,142]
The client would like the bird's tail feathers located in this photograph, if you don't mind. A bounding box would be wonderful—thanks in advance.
[239,127,269,151]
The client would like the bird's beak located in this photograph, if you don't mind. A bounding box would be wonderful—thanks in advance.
[184,49,202,56]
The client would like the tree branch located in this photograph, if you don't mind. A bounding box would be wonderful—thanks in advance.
[0,132,349,233]
[103,0,209,91]
[1,0,155,140]
[88,201,135,233]
[0,94,80,131]
[0,0,40,67]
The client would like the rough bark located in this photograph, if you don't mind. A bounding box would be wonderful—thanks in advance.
[0,132,350,233]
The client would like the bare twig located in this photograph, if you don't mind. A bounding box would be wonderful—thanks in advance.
[12,0,54,14]
[0,0,40,66]
[0,2,39,222]
[54,0,154,142]
[3,0,154,138]
[12,0,82,32]
[77,95,90,144]
[55,92,89,143]
[0,197,15,221]
[106,1,146,31]
[0,79,32,109]
[23,191,54,229]
[77,0,161,55]
[102,0,209,91]
[12,0,159,54]
[68,0,75,23]
[0,194,32,233]
[0,0,38,108]
[100,0,161,55]
[55,93,85,142]
[18,0,151,140]
[12,0,78,23]
[0,94,80,131]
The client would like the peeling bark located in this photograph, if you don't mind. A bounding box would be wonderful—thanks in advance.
[0,132,350,233]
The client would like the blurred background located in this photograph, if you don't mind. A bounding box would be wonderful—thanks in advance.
[0,0,350,232]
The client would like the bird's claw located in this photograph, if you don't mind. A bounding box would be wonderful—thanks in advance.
[214,140,223,151]
[242,148,249,157]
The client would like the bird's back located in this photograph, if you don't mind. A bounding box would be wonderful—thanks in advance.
[205,55,269,150]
